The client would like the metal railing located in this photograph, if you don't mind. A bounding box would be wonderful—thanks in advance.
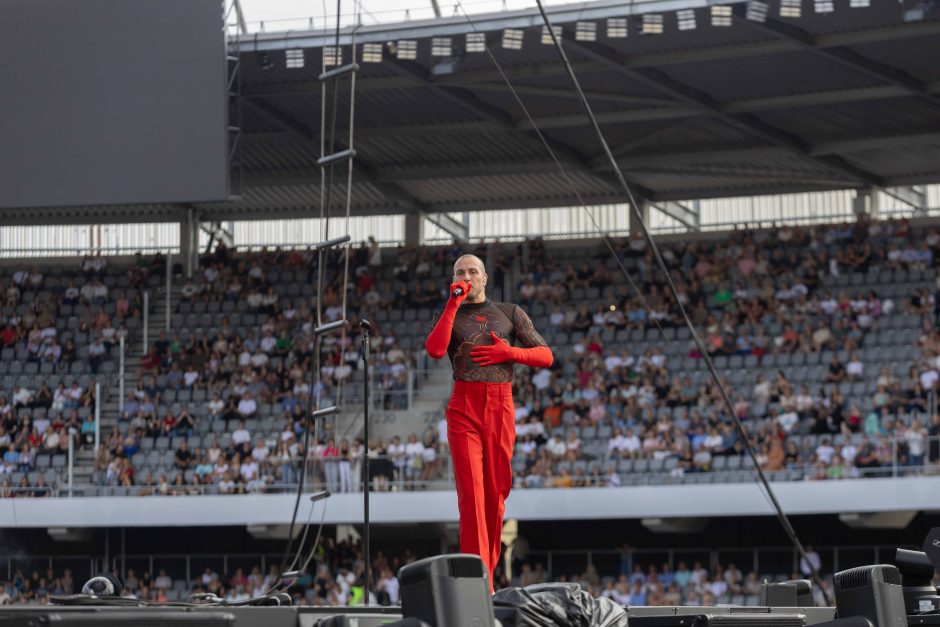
[35,434,938,498]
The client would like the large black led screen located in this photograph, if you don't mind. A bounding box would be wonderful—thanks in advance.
[0,0,228,209]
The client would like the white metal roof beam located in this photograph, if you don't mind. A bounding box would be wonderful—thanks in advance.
[653,201,699,231]
[564,38,883,187]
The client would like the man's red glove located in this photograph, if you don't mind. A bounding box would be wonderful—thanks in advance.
[425,281,471,359]
[471,331,553,368]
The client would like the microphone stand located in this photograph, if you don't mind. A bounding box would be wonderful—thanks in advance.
[359,319,372,605]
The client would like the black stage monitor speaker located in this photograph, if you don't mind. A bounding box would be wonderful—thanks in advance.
[895,549,940,615]
[761,580,814,607]
[399,554,494,627]
[834,565,908,627]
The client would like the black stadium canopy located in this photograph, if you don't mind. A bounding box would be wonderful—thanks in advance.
[5,0,940,224]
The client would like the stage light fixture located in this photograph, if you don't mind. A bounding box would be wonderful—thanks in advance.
[431,37,452,57]
[780,0,802,17]
[849,0,870,5]
[362,43,383,63]
[256,51,274,71]
[746,0,769,22]
[677,9,697,30]
[285,48,304,69]
[466,32,486,52]
[711,5,733,26]
[814,0,834,12]
[575,21,597,41]
[502,28,523,49]
[541,25,562,44]
[396,39,417,60]
[641,14,664,34]
[607,17,628,37]
[323,46,342,66]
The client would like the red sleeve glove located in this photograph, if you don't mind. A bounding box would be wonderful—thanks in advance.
[425,281,470,359]
[470,331,554,368]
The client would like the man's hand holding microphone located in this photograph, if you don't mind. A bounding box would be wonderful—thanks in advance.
[449,279,471,304]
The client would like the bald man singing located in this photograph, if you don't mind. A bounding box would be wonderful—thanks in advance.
[425,254,553,589]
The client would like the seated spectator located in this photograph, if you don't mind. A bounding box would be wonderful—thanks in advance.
[237,393,257,418]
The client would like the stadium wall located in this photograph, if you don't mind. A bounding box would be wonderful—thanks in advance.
[1,477,936,528]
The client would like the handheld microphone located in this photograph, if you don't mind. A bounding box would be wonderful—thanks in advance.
[452,282,470,297]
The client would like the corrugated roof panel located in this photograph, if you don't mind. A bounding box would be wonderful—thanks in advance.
[756,97,940,138]
[661,50,891,102]
[358,131,541,165]
[846,145,940,178]
[851,36,940,83]
[399,171,613,204]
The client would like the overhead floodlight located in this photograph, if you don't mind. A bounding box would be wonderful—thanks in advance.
[362,43,383,63]
[541,25,562,44]
[502,28,524,49]
[746,0,769,21]
[641,14,664,34]
[396,39,417,60]
[466,32,486,52]
[575,21,597,41]
[431,37,451,57]
[780,0,802,17]
[323,46,342,66]
[285,48,304,69]
[814,0,834,12]
[607,17,628,37]
[711,5,733,25]
[849,0,870,5]
[676,9,697,30]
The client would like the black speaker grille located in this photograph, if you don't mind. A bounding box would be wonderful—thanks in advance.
[448,556,484,579]
[835,566,873,591]
[835,565,900,591]
[881,565,901,585]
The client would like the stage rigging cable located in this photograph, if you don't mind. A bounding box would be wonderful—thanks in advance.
[451,0,832,605]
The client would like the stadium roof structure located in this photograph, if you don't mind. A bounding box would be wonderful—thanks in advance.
[5,0,940,225]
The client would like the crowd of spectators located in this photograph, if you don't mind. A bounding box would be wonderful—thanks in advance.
[6,216,940,496]
[509,217,940,487]
[12,540,924,608]
[0,255,171,496]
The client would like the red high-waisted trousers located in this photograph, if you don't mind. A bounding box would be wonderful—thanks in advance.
[446,379,515,590]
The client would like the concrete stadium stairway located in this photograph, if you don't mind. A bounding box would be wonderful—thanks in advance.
[371,359,452,443]
[70,286,164,492]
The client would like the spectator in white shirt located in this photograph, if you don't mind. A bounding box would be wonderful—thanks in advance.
[12,386,33,408]
[237,393,257,418]
[208,394,224,416]
[232,420,252,455]
[815,438,836,464]
[404,434,425,481]
[545,435,566,459]
[622,428,641,458]
[251,438,270,463]
[846,353,864,381]
[607,428,630,458]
